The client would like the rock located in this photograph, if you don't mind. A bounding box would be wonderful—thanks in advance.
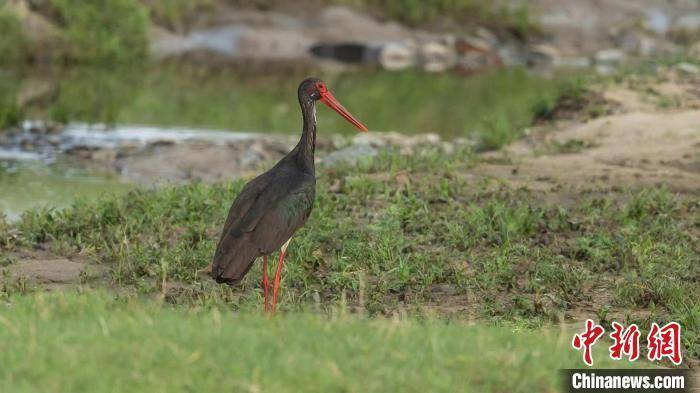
[455,37,502,75]
[595,48,626,65]
[418,41,456,72]
[352,132,443,152]
[528,44,592,69]
[676,62,699,75]
[455,35,492,54]
[455,52,502,75]
[645,9,670,35]
[674,13,700,32]
[496,42,528,67]
[148,25,189,60]
[378,42,416,70]
[322,144,379,167]
[528,44,560,68]
[150,23,313,61]
[474,28,499,50]
[315,6,409,43]
[236,28,312,60]
[353,132,391,148]
[595,48,626,74]
[555,57,592,68]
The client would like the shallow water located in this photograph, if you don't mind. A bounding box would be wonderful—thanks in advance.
[2,65,560,138]
[0,65,565,219]
[0,160,130,221]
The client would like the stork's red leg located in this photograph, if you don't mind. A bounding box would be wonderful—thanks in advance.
[262,255,270,312]
[271,250,287,313]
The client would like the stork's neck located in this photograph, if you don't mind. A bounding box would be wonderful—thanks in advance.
[292,98,316,174]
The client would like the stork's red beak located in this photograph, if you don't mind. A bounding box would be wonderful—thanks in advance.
[320,90,368,132]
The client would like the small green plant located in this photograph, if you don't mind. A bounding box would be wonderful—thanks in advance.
[0,96,23,130]
[532,77,596,122]
[478,114,515,151]
[547,138,597,154]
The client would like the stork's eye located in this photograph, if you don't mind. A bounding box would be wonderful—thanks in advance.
[315,83,326,93]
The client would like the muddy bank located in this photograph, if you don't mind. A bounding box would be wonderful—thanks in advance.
[476,72,700,195]
[0,122,467,184]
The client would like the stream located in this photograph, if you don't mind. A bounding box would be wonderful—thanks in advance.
[0,65,566,220]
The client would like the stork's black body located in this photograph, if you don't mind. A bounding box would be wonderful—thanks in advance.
[211,78,367,312]
[211,138,316,285]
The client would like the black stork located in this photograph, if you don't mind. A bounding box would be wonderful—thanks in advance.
[210,78,368,313]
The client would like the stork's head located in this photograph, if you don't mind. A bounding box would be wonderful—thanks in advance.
[299,78,368,132]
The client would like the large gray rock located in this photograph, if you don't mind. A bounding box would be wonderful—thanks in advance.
[149,5,414,63]
[322,144,379,167]
[674,13,700,31]
[150,25,313,61]
[676,62,700,75]
[595,48,626,74]
[595,48,626,65]
[314,6,410,43]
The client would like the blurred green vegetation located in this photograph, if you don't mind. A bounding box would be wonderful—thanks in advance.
[0,0,149,64]
[141,0,214,33]
[0,0,537,66]
[0,70,23,129]
[5,65,562,145]
[0,292,640,392]
[51,0,149,63]
[0,3,27,62]
[338,0,538,37]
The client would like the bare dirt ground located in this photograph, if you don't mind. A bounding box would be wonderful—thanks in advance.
[477,75,700,195]
[4,250,106,291]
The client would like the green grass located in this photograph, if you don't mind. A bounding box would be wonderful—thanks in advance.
[3,149,698,360]
[0,291,642,393]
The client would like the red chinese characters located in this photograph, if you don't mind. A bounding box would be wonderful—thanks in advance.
[647,322,682,365]
[572,320,683,366]
[609,322,640,361]
[572,319,605,366]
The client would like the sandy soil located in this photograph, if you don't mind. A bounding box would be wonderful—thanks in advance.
[5,250,105,291]
[476,80,700,195]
